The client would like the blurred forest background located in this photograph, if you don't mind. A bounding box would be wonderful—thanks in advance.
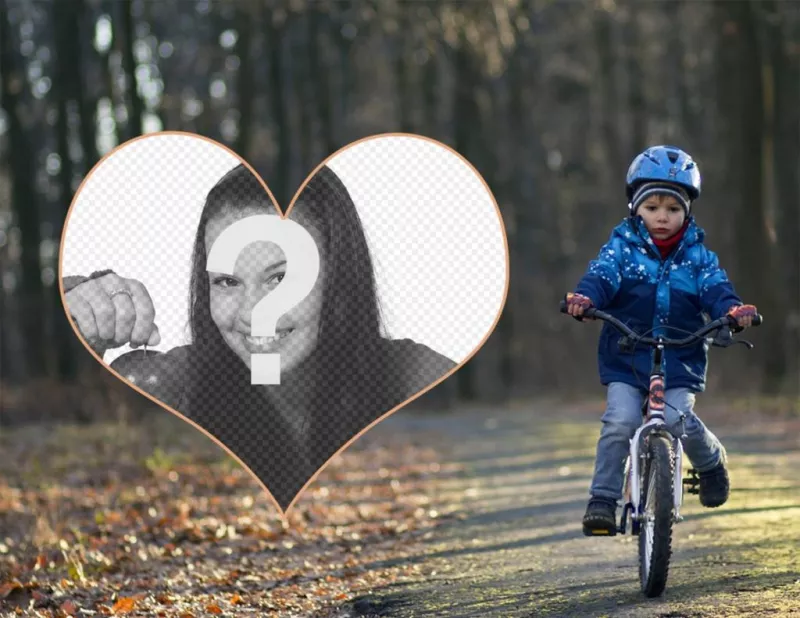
[1,0,799,426]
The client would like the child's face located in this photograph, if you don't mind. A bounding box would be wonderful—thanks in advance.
[637,195,686,240]
[205,207,326,376]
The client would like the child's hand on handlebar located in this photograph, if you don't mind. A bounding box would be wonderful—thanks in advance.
[727,304,758,328]
[566,292,595,320]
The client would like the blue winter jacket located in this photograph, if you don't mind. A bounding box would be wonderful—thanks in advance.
[575,216,742,393]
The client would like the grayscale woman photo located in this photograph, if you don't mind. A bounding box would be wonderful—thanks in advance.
[63,163,457,509]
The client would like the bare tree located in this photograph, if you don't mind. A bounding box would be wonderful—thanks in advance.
[117,0,144,141]
[0,0,47,378]
[764,1,800,393]
[715,0,786,393]
[235,0,255,161]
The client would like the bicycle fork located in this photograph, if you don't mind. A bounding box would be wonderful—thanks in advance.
[619,429,687,534]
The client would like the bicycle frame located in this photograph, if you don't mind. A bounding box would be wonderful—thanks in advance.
[623,341,688,532]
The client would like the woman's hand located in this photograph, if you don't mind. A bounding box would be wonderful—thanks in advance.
[65,272,161,357]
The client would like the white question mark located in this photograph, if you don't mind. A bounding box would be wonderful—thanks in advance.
[206,215,320,385]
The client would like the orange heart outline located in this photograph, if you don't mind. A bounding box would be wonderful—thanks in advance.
[58,130,510,524]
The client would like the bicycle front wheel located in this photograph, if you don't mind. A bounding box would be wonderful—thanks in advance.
[638,434,674,597]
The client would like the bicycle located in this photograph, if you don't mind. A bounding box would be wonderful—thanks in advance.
[558,299,762,597]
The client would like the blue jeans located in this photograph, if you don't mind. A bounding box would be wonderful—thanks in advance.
[590,382,725,503]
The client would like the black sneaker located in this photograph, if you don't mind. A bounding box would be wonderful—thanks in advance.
[582,497,618,536]
[699,456,730,508]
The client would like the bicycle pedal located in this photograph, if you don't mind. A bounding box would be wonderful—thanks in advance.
[683,468,701,495]
[583,514,618,537]
[583,526,617,537]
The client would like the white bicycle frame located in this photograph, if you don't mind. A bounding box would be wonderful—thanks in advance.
[625,419,686,527]
[622,366,688,531]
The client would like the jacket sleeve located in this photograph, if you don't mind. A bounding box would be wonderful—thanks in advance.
[696,247,742,319]
[574,237,623,310]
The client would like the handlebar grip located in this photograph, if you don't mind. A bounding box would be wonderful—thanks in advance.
[559,298,597,320]
[726,313,763,327]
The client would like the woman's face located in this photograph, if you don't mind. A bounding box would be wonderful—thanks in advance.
[205,206,326,376]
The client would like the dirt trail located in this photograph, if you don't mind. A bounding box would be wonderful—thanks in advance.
[341,400,800,617]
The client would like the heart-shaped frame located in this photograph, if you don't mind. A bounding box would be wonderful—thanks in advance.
[59,131,509,522]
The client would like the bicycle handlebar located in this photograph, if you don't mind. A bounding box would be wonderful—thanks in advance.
[558,299,762,348]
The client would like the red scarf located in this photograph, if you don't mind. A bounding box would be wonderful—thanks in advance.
[651,220,689,259]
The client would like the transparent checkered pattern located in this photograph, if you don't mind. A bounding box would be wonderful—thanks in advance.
[327,136,507,361]
[62,134,241,357]
[62,134,505,510]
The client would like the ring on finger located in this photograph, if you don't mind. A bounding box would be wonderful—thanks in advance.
[109,288,133,301]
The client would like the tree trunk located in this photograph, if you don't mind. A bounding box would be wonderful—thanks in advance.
[594,4,624,187]
[715,0,786,393]
[101,11,121,151]
[295,9,314,173]
[334,1,355,145]
[394,1,413,133]
[118,0,144,141]
[422,6,440,138]
[626,4,646,150]
[308,2,336,159]
[52,0,87,381]
[74,4,99,173]
[671,0,699,142]
[235,1,255,160]
[764,1,800,394]
[0,0,46,378]
[452,25,479,401]
[265,5,290,206]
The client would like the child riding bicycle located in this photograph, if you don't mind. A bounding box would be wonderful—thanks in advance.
[565,145,758,536]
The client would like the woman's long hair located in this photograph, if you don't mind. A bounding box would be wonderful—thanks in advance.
[184,164,391,501]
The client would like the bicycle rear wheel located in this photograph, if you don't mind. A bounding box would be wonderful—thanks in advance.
[638,434,674,597]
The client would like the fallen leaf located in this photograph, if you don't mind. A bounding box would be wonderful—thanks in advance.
[111,597,136,613]
[60,600,79,616]
[0,580,23,599]
[230,594,244,605]
[206,604,223,614]
[155,593,173,605]
[105,511,123,524]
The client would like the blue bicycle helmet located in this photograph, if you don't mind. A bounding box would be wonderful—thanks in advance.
[625,145,701,203]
